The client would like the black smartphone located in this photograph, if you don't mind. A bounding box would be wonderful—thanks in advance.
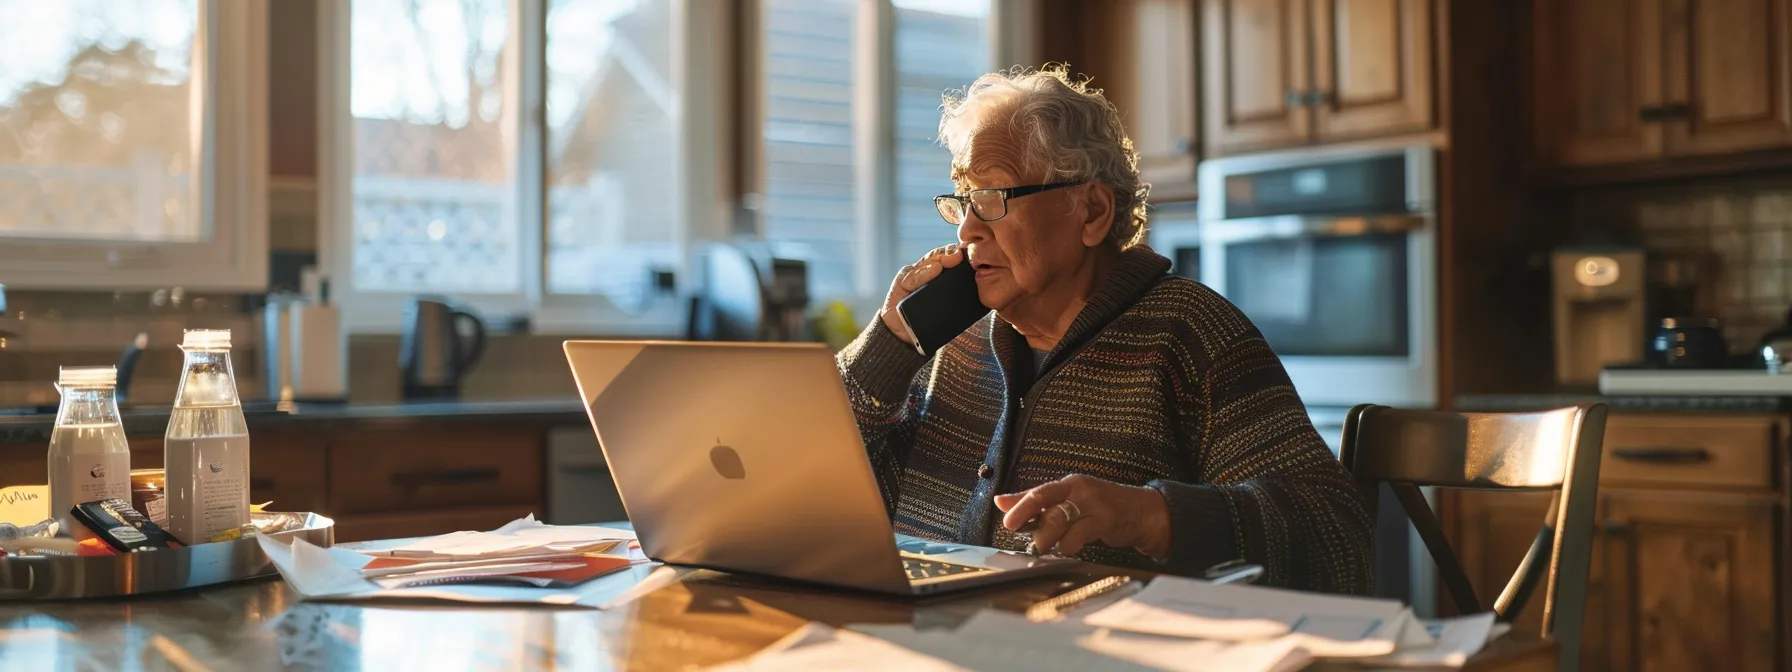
[895,254,990,356]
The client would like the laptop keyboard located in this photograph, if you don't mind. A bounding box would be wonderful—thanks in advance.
[902,556,991,580]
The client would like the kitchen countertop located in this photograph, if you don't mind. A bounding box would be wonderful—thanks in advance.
[1453,393,1788,413]
[0,399,588,445]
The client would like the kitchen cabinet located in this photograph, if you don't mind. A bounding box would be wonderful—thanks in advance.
[1310,0,1435,140]
[1534,0,1792,170]
[327,424,543,516]
[1601,493,1777,671]
[1201,0,1309,154]
[1038,0,1201,196]
[1201,0,1434,155]
[1530,0,1664,166]
[1442,412,1787,672]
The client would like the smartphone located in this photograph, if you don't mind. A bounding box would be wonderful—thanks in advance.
[895,254,990,357]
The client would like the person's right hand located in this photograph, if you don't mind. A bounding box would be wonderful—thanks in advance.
[880,243,965,344]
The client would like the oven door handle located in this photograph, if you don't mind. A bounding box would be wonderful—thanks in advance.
[1207,214,1427,240]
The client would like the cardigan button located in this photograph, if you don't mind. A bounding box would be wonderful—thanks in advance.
[978,464,994,479]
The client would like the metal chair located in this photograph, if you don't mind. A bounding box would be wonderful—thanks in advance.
[1339,403,1606,672]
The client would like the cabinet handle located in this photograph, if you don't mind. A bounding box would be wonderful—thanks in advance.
[1287,90,1305,108]
[1611,446,1711,464]
[1305,90,1333,107]
[1172,137,1192,155]
[391,467,502,490]
[1638,103,1693,122]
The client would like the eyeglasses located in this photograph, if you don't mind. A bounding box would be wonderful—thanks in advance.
[934,181,1083,226]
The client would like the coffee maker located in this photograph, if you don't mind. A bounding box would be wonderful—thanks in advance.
[1552,248,1646,386]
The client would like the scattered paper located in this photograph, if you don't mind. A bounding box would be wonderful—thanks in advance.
[927,609,1310,672]
[1349,613,1498,668]
[369,560,590,589]
[365,515,633,559]
[713,609,1315,672]
[1082,576,1424,657]
[706,622,971,672]
[257,516,649,608]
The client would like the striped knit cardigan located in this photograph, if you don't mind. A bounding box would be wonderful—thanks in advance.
[837,246,1374,594]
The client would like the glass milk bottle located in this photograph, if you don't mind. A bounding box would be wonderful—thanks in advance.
[48,366,132,532]
[165,329,251,544]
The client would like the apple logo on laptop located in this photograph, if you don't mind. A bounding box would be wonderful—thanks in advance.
[710,439,746,479]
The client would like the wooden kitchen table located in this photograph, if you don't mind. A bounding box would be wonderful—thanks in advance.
[0,561,1555,671]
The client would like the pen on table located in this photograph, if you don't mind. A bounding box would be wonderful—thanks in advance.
[1024,575,1140,621]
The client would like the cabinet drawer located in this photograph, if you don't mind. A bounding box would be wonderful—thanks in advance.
[1601,415,1781,491]
[328,425,543,515]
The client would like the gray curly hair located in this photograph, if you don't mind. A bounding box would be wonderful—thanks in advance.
[937,64,1149,250]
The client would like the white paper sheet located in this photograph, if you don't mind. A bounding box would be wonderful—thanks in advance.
[258,525,650,608]
[705,623,971,672]
[366,515,634,558]
[1349,613,1497,668]
[920,609,1310,672]
[1081,576,1425,657]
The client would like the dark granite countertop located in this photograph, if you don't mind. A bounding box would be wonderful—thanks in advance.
[1454,393,1788,413]
[0,398,587,445]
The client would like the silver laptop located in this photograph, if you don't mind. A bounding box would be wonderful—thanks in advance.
[563,340,1076,595]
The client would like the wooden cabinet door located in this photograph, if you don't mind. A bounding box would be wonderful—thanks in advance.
[1065,0,1200,196]
[1601,493,1777,672]
[1449,490,1612,670]
[1533,0,1666,166]
[1202,0,1310,154]
[1662,0,1792,156]
[1119,0,1200,193]
[1310,0,1433,140]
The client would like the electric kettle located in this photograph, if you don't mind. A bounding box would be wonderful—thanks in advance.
[399,297,487,400]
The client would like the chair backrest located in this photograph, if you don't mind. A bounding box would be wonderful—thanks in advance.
[1340,403,1606,672]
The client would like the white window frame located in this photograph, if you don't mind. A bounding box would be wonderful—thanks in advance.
[0,0,270,291]
[319,0,732,335]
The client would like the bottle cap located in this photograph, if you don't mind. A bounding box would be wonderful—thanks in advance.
[58,366,117,388]
[181,329,232,350]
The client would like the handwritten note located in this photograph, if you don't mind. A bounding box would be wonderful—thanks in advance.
[0,486,48,526]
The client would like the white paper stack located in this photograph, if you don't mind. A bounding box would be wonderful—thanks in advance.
[257,515,650,608]
[713,575,1503,671]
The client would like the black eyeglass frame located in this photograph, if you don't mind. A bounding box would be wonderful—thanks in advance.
[934,180,1084,225]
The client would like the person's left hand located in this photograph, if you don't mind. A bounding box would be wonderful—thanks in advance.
[993,474,1173,558]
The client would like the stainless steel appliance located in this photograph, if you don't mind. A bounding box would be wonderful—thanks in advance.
[1197,142,1439,417]
[1197,143,1440,615]
[1147,200,1201,280]
[1551,247,1647,386]
[399,297,487,400]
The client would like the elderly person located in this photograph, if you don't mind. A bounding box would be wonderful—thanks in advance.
[836,66,1373,594]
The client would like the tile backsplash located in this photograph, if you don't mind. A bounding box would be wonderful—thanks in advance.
[1569,171,1792,350]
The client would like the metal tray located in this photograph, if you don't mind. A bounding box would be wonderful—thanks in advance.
[0,512,334,600]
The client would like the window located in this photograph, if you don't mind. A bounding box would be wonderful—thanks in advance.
[754,0,994,306]
[327,0,713,332]
[345,0,520,295]
[327,0,1012,331]
[0,0,267,290]
[545,0,679,300]
[758,0,858,301]
[892,0,991,266]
